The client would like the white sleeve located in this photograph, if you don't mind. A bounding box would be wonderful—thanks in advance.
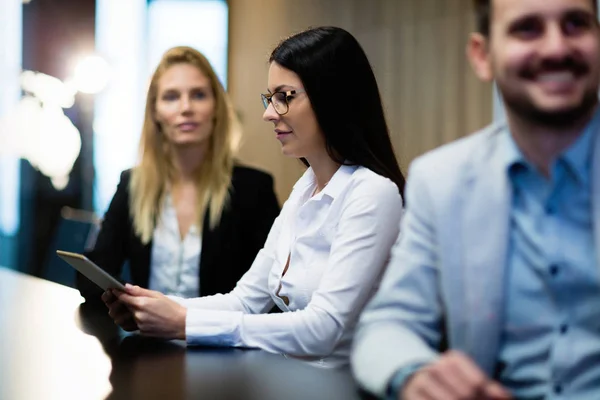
[185,181,403,355]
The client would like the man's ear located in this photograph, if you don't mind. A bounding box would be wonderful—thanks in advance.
[466,33,493,82]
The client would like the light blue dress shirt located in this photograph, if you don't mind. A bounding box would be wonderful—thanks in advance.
[499,115,600,399]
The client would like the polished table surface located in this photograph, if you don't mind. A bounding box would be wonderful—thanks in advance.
[0,267,371,400]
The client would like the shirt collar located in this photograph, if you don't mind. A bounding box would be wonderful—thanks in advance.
[320,164,359,200]
[502,108,600,185]
[293,167,317,192]
[294,164,359,200]
[561,108,600,185]
[500,126,525,178]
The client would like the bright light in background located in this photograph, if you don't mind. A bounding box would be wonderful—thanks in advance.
[0,0,23,237]
[93,0,147,214]
[0,71,82,191]
[70,55,111,94]
[21,70,75,108]
[147,0,229,88]
[0,53,112,195]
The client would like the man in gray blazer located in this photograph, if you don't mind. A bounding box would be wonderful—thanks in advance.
[352,0,600,399]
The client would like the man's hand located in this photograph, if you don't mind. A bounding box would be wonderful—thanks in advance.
[401,351,513,400]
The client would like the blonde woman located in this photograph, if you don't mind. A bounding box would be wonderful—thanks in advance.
[77,47,279,305]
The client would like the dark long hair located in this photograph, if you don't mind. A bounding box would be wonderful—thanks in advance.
[269,26,406,196]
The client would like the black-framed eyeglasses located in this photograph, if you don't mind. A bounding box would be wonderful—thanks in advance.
[260,89,306,116]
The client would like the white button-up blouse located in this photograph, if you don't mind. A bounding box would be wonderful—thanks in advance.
[149,194,201,299]
[172,164,403,367]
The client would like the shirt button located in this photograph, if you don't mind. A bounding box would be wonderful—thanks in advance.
[549,264,559,276]
[554,384,563,394]
[545,204,556,215]
[560,324,569,334]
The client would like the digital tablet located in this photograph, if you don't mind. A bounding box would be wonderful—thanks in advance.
[56,250,126,291]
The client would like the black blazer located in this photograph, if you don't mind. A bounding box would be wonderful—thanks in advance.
[77,165,280,304]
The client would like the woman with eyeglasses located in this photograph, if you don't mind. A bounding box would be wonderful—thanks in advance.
[104,27,405,368]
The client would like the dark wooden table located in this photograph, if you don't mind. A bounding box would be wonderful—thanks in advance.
[0,267,368,400]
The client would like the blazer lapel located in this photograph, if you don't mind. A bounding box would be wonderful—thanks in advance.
[461,129,512,375]
[134,235,152,288]
[198,210,214,296]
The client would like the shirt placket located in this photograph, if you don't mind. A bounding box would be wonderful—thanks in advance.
[175,236,185,296]
[275,198,309,310]
[278,195,323,310]
[167,199,185,297]
[545,168,569,399]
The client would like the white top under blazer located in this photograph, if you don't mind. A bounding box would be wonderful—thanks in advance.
[149,193,202,299]
[171,164,403,368]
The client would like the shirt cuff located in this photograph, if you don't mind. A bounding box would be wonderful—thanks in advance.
[185,308,243,347]
[387,363,427,400]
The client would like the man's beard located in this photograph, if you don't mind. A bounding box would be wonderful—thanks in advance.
[501,88,598,129]
[498,56,598,129]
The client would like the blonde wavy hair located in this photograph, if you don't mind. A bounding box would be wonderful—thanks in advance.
[130,46,242,244]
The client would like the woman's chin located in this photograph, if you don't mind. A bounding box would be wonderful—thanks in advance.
[170,137,209,148]
[280,144,299,158]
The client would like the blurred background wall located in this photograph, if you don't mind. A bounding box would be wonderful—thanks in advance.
[0,0,493,277]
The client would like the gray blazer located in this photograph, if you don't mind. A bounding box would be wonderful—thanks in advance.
[351,123,600,397]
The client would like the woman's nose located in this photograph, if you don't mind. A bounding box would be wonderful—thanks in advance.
[262,102,279,122]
